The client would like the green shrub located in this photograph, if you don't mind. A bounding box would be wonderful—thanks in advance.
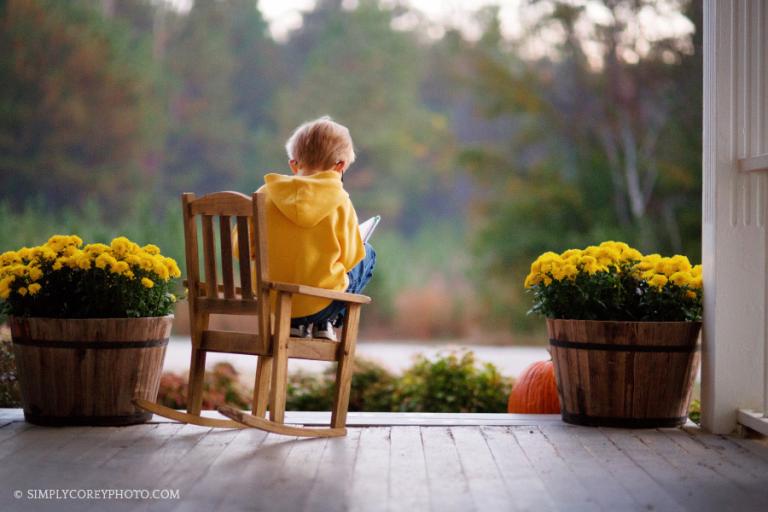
[157,351,512,413]
[688,399,701,424]
[392,351,512,413]
[0,327,20,407]
[286,358,397,412]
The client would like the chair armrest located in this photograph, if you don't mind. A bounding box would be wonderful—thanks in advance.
[270,281,371,304]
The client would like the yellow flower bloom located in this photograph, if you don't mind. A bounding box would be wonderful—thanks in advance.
[648,274,668,289]
[111,261,130,275]
[83,243,110,256]
[690,276,703,289]
[621,248,643,262]
[691,264,702,278]
[75,254,92,270]
[28,283,41,295]
[153,260,170,281]
[110,237,140,257]
[524,272,540,288]
[670,255,692,272]
[0,251,20,266]
[28,266,43,281]
[669,271,691,287]
[164,258,181,279]
[686,290,697,299]
[141,277,154,289]
[46,235,83,253]
[142,244,161,255]
[560,249,582,259]
[18,287,28,296]
[95,253,118,270]
[168,293,177,303]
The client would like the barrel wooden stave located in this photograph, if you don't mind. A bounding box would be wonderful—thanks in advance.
[10,316,172,426]
[547,319,701,428]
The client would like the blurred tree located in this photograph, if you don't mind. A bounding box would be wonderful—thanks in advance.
[466,0,702,329]
[161,0,250,195]
[273,0,456,230]
[0,0,159,210]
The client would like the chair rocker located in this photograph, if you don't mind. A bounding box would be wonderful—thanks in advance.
[135,191,370,437]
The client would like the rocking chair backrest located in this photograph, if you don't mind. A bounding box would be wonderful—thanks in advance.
[181,191,271,353]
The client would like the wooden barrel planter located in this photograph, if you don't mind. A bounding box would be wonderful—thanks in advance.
[547,319,701,428]
[9,316,172,427]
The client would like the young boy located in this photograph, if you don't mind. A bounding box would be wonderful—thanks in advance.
[253,116,376,341]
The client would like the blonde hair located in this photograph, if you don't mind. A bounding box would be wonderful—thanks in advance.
[285,116,356,171]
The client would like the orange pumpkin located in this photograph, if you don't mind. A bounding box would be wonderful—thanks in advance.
[507,360,560,414]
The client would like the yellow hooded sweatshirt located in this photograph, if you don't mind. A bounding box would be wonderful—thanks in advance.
[258,170,365,317]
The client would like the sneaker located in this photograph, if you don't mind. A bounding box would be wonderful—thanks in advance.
[289,324,312,338]
[312,321,338,342]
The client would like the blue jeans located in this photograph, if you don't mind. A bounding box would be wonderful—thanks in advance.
[290,243,376,328]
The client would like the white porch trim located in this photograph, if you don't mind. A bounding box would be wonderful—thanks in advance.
[702,0,768,434]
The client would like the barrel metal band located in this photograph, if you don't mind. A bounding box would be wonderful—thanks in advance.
[12,337,169,349]
[549,338,700,353]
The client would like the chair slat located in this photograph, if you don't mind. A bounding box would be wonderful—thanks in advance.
[196,297,261,316]
[200,330,264,355]
[201,215,218,298]
[219,216,235,298]
[236,216,253,299]
[287,338,339,361]
[189,191,252,216]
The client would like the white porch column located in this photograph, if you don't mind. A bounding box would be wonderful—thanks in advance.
[702,0,768,434]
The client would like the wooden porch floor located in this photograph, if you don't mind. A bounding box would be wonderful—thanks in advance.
[1,409,767,512]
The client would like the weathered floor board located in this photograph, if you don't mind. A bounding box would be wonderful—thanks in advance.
[1,411,767,512]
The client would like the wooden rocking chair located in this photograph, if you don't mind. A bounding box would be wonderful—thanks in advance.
[135,191,370,437]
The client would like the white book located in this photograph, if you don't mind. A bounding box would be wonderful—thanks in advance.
[359,215,381,243]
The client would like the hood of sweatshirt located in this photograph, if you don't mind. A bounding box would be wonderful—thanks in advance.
[263,170,348,228]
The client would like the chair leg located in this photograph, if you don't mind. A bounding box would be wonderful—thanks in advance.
[269,291,291,424]
[187,347,207,416]
[252,355,272,417]
[331,303,361,429]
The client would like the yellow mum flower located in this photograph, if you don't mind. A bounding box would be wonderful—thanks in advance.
[17,247,34,261]
[18,287,28,296]
[28,266,43,281]
[621,248,643,262]
[153,260,170,281]
[670,255,692,272]
[28,283,41,295]
[75,254,92,270]
[169,293,177,303]
[669,271,691,287]
[142,244,161,255]
[0,251,20,266]
[690,276,703,289]
[164,258,181,279]
[111,261,130,275]
[83,243,110,256]
[46,235,82,253]
[524,272,540,288]
[648,274,668,289]
[52,259,64,271]
[686,290,697,299]
[95,253,118,270]
[110,237,141,258]
[141,277,154,289]
[691,264,702,278]
[560,249,582,259]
